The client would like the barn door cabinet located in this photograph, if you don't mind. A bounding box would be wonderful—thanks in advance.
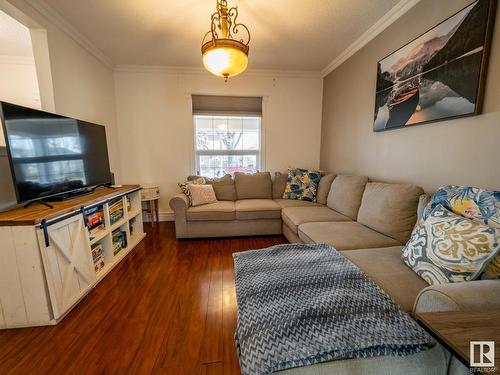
[0,185,145,329]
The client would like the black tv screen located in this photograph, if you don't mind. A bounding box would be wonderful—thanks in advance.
[0,102,112,203]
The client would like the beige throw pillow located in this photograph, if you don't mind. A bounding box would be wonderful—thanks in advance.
[316,174,336,205]
[272,172,288,199]
[179,177,205,206]
[189,184,218,206]
[234,172,272,199]
[188,174,236,201]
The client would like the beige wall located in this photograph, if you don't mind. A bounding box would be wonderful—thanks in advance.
[114,69,323,216]
[2,0,121,179]
[320,0,500,192]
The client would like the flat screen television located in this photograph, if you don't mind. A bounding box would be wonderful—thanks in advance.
[0,101,112,204]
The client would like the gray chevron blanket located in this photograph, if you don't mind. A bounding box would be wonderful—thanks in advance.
[233,243,434,375]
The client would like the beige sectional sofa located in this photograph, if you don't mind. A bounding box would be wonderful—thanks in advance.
[170,172,500,374]
[170,171,325,239]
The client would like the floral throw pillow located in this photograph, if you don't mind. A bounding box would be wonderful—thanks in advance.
[402,205,500,285]
[423,185,500,278]
[178,177,205,206]
[282,168,321,202]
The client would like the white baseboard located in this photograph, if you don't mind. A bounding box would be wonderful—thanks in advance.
[143,212,174,222]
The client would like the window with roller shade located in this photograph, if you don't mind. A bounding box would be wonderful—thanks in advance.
[192,95,262,178]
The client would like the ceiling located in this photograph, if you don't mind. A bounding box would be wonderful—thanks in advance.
[0,9,33,57]
[39,0,403,72]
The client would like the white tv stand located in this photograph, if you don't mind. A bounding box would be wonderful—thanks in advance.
[0,185,145,328]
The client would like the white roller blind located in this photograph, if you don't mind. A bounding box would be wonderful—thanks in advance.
[192,95,262,116]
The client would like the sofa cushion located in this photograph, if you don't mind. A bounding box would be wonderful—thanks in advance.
[327,175,368,219]
[234,172,272,199]
[272,172,288,199]
[273,199,322,209]
[298,221,401,250]
[357,182,424,243]
[278,344,447,375]
[342,247,428,313]
[316,174,336,205]
[282,206,351,234]
[206,175,237,201]
[235,199,281,220]
[283,168,322,202]
[186,201,235,221]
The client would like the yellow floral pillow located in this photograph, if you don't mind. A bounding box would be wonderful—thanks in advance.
[283,168,321,202]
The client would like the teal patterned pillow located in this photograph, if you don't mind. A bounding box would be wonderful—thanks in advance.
[282,168,321,202]
[402,205,500,285]
[423,185,500,278]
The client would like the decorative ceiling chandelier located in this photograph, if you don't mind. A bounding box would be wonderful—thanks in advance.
[201,0,251,81]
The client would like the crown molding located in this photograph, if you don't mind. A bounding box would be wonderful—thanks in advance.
[321,0,421,77]
[0,55,36,65]
[25,0,113,69]
[22,0,418,79]
[114,65,323,79]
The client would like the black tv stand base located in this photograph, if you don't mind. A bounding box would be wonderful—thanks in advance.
[22,184,115,208]
[24,200,54,209]
[92,183,116,191]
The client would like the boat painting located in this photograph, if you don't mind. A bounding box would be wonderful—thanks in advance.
[373,0,496,132]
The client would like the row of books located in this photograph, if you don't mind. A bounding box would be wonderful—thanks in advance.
[109,198,124,225]
[112,229,127,256]
[91,243,105,273]
[85,206,105,241]
[126,196,131,212]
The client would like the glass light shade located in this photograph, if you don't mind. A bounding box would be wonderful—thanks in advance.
[202,45,248,79]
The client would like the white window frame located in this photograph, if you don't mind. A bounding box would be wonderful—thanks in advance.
[193,114,262,177]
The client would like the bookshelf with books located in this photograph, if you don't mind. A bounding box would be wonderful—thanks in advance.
[91,242,106,274]
[109,197,124,226]
[0,185,146,329]
[85,205,106,244]
[112,226,128,256]
[125,191,142,217]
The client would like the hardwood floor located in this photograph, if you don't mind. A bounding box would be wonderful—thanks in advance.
[0,222,287,375]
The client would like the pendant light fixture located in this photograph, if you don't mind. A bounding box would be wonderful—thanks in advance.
[201,0,251,81]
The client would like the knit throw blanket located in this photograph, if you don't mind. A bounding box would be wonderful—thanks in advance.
[233,243,434,375]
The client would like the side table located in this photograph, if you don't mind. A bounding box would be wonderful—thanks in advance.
[416,309,500,371]
[141,184,160,225]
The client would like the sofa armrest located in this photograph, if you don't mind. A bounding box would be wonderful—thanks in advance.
[413,280,500,315]
[170,194,189,213]
[169,194,189,238]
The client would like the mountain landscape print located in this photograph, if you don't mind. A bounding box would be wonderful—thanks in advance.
[374,0,496,132]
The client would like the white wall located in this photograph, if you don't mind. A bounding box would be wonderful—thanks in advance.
[0,56,40,111]
[0,56,39,147]
[0,7,40,147]
[114,69,323,216]
[2,0,122,179]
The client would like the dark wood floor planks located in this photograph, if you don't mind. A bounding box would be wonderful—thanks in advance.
[0,222,286,375]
